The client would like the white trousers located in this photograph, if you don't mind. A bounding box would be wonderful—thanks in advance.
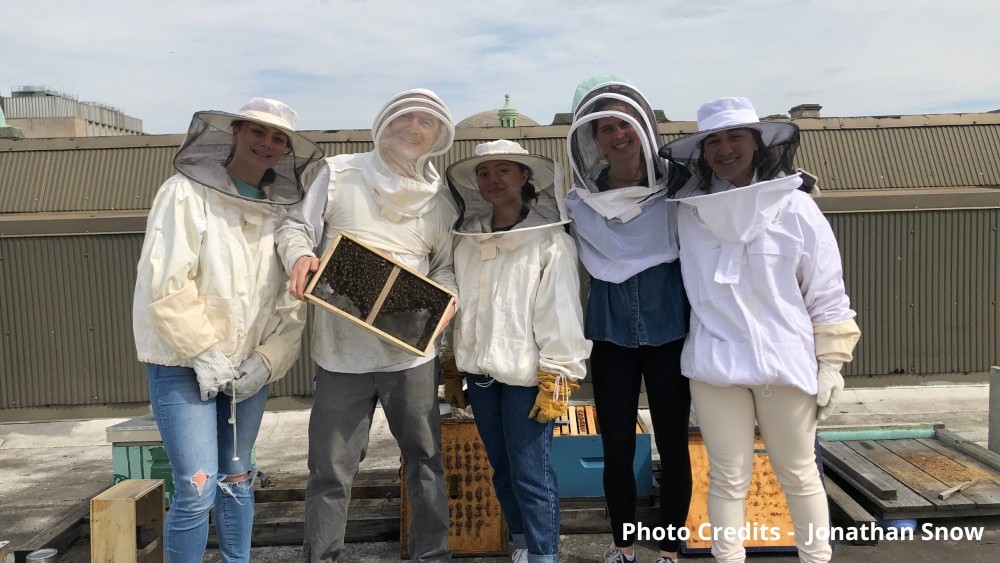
[690,380,831,563]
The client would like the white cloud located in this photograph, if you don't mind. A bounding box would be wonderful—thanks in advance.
[4,0,999,134]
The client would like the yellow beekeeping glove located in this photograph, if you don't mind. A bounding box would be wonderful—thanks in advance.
[441,357,467,409]
[529,371,579,423]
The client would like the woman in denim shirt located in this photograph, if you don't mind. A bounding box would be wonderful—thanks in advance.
[563,80,691,563]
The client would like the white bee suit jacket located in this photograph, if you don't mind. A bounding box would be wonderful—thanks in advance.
[275,155,458,373]
[451,222,591,387]
[675,174,856,394]
[133,175,306,381]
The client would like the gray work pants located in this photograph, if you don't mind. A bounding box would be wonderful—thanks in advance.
[303,363,452,562]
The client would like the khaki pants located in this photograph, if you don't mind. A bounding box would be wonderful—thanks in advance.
[690,380,831,563]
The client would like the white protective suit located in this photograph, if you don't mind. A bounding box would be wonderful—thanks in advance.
[674,173,858,394]
[445,142,591,386]
[133,107,324,380]
[275,89,457,373]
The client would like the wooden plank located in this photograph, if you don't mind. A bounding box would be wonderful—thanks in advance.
[819,440,900,500]
[575,405,589,436]
[254,469,400,503]
[221,499,399,546]
[821,440,934,513]
[938,478,980,500]
[866,439,974,510]
[584,406,598,437]
[917,439,1000,508]
[935,428,1000,472]
[568,405,580,436]
[242,497,649,546]
[823,475,878,546]
[14,498,92,563]
[365,266,400,324]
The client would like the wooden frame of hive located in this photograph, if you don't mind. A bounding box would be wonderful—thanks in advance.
[304,232,456,357]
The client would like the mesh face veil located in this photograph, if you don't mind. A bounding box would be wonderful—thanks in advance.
[657,96,801,193]
[567,82,669,194]
[371,89,455,183]
[445,140,568,235]
[173,99,324,205]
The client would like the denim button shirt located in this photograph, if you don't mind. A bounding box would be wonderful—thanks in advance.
[581,170,689,348]
[585,260,689,348]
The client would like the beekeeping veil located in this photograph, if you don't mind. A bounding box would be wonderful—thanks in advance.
[658,96,800,195]
[446,139,567,236]
[173,98,324,205]
[364,89,455,221]
[567,82,672,209]
[560,81,688,283]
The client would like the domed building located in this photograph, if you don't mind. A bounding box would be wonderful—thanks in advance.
[456,94,540,128]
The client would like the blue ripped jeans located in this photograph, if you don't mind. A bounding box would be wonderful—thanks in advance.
[146,363,268,563]
[466,374,559,563]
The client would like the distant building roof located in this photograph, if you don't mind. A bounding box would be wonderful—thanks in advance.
[551,109,670,126]
[456,94,540,128]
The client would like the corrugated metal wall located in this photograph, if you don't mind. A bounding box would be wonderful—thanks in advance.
[1,234,145,407]
[831,209,1000,377]
[0,147,175,213]
[796,125,1000,190]
[0,233,320,408]
[2,122,1000,410]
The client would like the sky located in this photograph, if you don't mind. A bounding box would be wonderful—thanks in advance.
[5,0,1000,135]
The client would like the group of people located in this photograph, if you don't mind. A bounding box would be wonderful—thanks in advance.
[132,79,860,563]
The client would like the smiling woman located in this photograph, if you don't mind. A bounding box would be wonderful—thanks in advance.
[658,97,861,563]
[132,97,324,563]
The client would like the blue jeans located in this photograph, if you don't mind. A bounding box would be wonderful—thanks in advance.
[466,375,559,563]
[147,363,268,563]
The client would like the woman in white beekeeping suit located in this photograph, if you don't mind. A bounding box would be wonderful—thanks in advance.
[659,96,861,563]
[133,98,323,563]
[441,140,591,563]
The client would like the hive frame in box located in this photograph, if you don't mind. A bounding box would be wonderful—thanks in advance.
[304,232,457,357]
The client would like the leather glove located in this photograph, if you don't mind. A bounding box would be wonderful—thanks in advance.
[191,348,239,401]
[228,353,271,404]
[529,371,580,423]
[441,357,467,409]
[816,360,845,421]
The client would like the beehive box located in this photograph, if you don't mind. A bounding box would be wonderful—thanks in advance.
[304,232,456,356]
[551,405,653,498]
[400,418,508,557]
[107,414,175,507]
[106,413,255,508]
[682,430,797,554]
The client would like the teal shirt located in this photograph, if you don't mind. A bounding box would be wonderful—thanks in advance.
[229,172,266,200]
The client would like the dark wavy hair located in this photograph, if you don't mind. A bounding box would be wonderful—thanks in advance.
[514,162,540,204]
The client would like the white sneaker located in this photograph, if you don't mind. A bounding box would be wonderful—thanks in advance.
[511,547,528,563]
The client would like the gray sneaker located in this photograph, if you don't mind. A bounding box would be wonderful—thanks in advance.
[654,558,678,563]
[604,546,636,563]
[511,548,528,563]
